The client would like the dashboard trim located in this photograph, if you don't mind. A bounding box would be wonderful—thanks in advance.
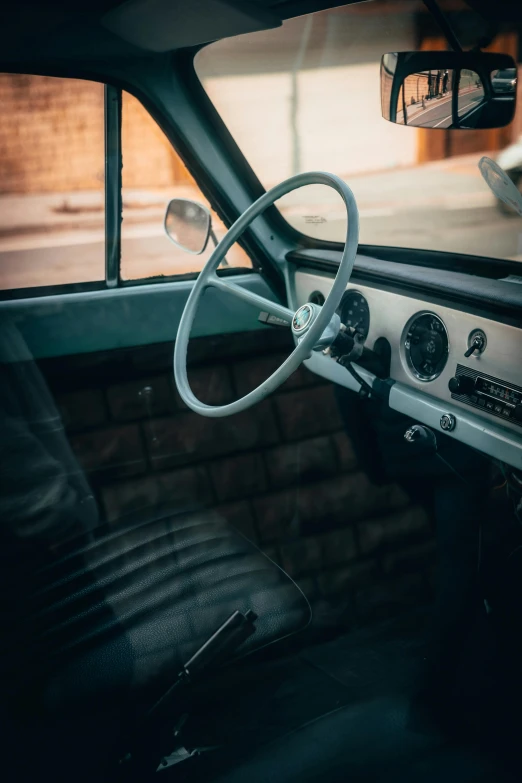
[295,268,522,470]
[288,249,522,328]
[390,384,522,470]
[303,351,522,469]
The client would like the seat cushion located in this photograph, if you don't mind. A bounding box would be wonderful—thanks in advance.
[2,507,310,714]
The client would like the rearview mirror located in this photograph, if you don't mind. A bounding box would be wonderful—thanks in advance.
[164,198,211,255]
[381,51,517,130]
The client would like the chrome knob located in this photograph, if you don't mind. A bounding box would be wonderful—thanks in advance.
[440,413,456,432]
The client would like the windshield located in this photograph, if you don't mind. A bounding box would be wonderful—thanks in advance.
[195,0,522,261]
[494,69,517,79]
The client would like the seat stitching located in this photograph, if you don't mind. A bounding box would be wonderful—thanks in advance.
[35,514,221,576]
[31,519,229,596]
[29,533,237,619]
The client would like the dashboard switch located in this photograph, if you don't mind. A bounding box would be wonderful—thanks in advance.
[448,375,475,395]
[465,329,487,358]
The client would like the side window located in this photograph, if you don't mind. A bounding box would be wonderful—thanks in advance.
[0,77,250,295]
[0,74,105,291]
[120,91,250,281]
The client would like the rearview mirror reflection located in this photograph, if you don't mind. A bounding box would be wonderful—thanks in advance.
[381,51,516,130]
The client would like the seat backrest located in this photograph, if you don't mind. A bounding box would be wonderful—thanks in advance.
[0,318,99,556]
[0,320,311,718]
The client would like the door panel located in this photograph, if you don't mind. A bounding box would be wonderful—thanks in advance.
[0,273,273,358]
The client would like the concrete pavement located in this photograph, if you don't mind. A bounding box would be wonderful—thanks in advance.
[1,153,521,290]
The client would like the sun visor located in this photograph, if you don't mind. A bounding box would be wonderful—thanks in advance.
[102,0,282,52]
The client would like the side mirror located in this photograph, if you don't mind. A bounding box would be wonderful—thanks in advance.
[164,198,211,255]
[381,51,517,130]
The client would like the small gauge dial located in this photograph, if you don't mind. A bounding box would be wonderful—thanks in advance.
[339,291,370,340]
[405,312,449,381]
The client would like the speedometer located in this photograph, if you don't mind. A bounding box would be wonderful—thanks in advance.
[338,291,370,340]
[404,312,449,381]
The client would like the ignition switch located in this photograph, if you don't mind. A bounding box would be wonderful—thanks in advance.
[440,413,457,432]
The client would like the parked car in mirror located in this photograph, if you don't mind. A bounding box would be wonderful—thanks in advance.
[491,67,518,94]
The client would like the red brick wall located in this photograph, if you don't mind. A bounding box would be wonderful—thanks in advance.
[122,92,195,189]
[43,331,435,631]
[0,75,194,194]
[0,75,105,194]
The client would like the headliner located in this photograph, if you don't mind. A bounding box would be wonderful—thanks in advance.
[1,1,521,68]
[0,1,362,64]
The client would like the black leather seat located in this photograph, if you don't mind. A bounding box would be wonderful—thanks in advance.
[0,320,310,717]
[3,506,310,715]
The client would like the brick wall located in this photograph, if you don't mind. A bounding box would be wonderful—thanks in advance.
[122,92,194,190]
[0,75,194,194]
[43,330,435,633]
[401,72,431,108]
[0,75,105,194]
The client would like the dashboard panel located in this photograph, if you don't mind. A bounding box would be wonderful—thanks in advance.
[293,268,522,469]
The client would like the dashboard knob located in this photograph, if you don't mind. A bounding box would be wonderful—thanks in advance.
[448,375,475,395]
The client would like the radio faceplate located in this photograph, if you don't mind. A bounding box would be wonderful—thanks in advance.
[450,364,522,427]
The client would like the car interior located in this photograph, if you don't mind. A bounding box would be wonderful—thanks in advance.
[1,0,522,781]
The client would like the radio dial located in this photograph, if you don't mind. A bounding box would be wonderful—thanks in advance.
[448,375,475,395]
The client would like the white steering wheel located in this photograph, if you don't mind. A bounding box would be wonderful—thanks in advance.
[174,171,359,417]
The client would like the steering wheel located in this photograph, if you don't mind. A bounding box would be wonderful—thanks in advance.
[174,172,359,417]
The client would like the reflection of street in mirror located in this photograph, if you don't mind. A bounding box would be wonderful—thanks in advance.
[457,70,484,120]
[396,69,484,129]
[396,69,455,127]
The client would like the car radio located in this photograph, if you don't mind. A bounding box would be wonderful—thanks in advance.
[448,364,522,427]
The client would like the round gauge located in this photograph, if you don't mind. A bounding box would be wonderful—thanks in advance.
[404,312,449,381]
[339,290,370,340]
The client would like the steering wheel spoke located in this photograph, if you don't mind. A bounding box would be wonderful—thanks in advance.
[209,275,293,323]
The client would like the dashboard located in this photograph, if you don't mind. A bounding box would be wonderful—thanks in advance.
[291,266,522,471]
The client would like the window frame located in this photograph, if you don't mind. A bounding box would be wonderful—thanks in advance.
[0,71,260,301]
[105,84,122,290]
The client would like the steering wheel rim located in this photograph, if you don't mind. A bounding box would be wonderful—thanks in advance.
[174,171,359,417]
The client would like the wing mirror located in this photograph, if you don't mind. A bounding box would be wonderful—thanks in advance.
[164,198,212,255]
[381,51,517,130]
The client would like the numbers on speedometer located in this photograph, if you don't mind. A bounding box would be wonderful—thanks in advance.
[404,312,449,381]
[338,291,370,340]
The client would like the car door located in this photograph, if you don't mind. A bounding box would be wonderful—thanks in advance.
[0,67,427,627]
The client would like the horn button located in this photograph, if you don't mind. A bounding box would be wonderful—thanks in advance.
[292,304,315,335]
